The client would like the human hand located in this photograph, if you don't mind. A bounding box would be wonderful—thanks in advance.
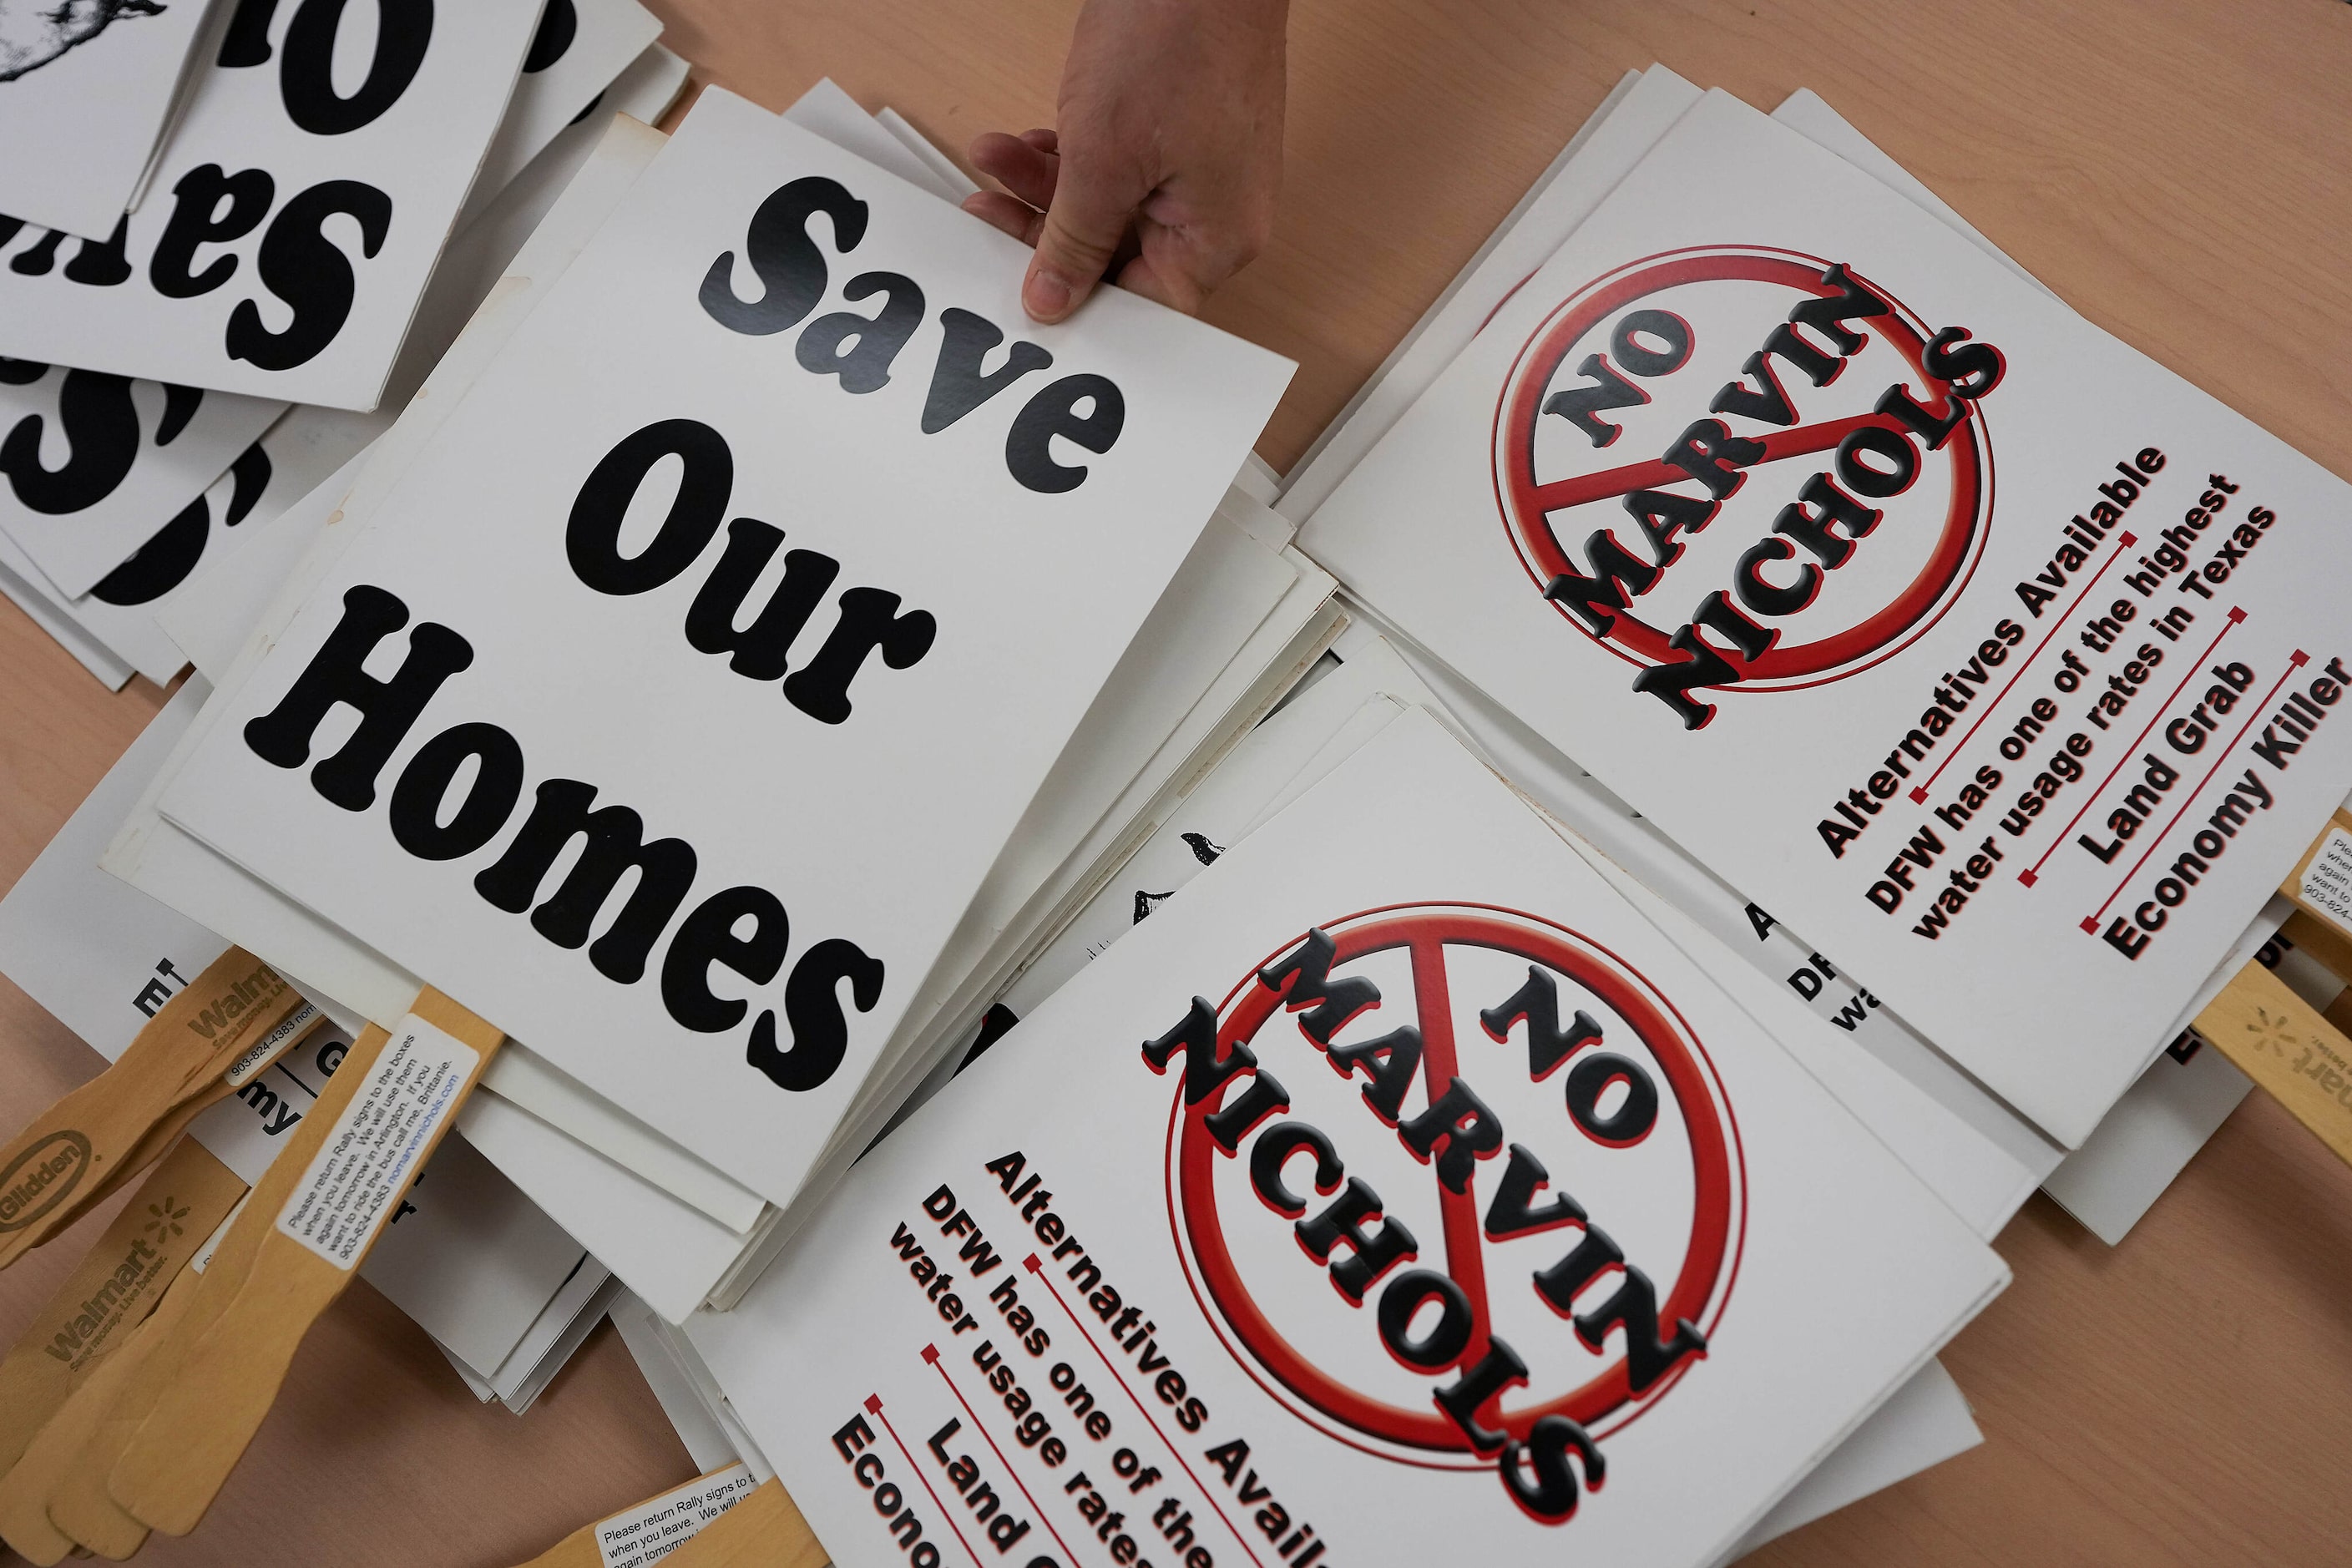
[963,0,1287,323]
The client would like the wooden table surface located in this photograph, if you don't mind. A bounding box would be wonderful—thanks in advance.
[6,0,2352,1562]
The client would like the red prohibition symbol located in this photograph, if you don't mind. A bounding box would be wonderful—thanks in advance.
[1490,245,1995,693]
[1159,903,1747,1496]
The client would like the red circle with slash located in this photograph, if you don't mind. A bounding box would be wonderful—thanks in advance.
[1490,245,1991,690]
[1163,903,1744,1464]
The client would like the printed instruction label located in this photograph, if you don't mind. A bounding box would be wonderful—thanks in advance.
[276,1015,478,1269]
[597,1464,757,1567]
[223,1000,318,1087]
[2301,827,2352,933]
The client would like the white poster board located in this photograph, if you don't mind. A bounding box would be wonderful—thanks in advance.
[0,0,544,409]
[0,362,281,596]
[1300,89,2352,1147]
[0,0,215,240]
[154,87,1293,1209]
[690,712,2005,1568]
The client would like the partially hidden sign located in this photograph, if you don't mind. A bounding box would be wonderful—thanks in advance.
[156,88,1295,1208]
[1300,89,2352,1147]
[0,0,544,410]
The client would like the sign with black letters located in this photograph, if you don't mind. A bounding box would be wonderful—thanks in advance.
[1301,89,2352,1148]
[687,711,2006,1568]
[0,358,282,597]
[0,0,544,411]
[154,88,1295,1209]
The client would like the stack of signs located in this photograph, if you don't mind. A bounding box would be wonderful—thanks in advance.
[0,682,619,1410]
[1311,66,2275,1249]
[635,620,1997,1554]
[106,85,1337,1330]
[105,83,1307,1333]
[1291,68,2352,1186]
[685,711,2009,1568]
[0,0,679,691]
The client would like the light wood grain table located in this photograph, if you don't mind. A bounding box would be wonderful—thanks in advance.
[6,1,2352,1561]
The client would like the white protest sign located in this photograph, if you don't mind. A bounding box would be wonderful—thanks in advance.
[469,0,665,215]
[0,360,281,597]
[690,712,2005,1568]
[0,0,544,410]
[154,86,1294,1208]
[0,0,214,240]
[1300,89,2352,1147]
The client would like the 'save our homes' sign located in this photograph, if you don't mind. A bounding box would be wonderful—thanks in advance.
[1299,89,2352,1148]
[155,89,1296,1210]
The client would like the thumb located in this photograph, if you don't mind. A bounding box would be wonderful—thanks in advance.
[1025,157,1135,324]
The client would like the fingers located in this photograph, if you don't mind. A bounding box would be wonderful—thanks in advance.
[1025,149,1140,324]
[969,130,1061,214]
[1112,251,1201,317]
[960,190,1045,245]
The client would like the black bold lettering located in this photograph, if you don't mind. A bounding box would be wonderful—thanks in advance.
[701,177,868,336]
[280,0,434,135]
[1498,1416,1604,1523]
[224,180,393,371]
[1784,263,1888,356]
[922,308,1052,432]
[1375,1269,1474,1369]
[242,584,473,809]
[387,722,524,860]
[1433,1337,1528,1454]
[1481,1143,1586,1241]
[217,0,281,66]
[1923,326,2006,400]
[660,884,788,1032]
[796,271,926,393]
[1396,1077,1505,1193]
[63,217,133,286]
[1773,471,1882,568]
[1004,373,1125,493]
[1478,966,1601,1080]
[781,587,937,723]
[472,780,697,983]
[567,419,733,595]
[1256,928,1379,1044]
[1140,998,1259,1107]
[1659,419,1763,501]
[683,519,840,680]
[1731,534,1820,617]
[1540,353,1646,448]
[1322,1026,1422,1123]
[1247,1122,1342,1216]
[1542,530,1658,635]
[746,936,885,1091]
[149,165,276,298]
[1631,621,1741,729]
[1573,1265,1707,1393]
[0,369,138,514]
[1562,1054,1658,1146]
[1707,350,1797,427]
[523,0,574,72]
[1295,1178,1417,1303]
[1608,310,1691,377]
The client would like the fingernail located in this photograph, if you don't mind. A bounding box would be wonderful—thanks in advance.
[1025,270,1072,321]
